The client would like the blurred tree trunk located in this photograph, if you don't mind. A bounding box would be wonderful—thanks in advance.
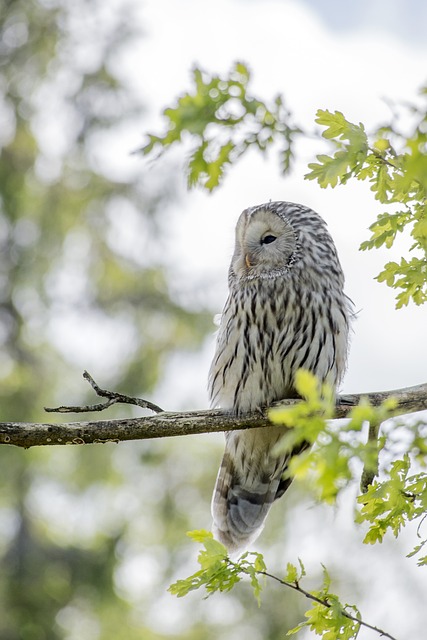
[0,2,215,639]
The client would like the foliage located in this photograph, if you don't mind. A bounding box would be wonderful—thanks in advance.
[287,566,362,640]
[306,108,427,308]
[270,371,427,563]
[141,62,300,190]
[169,530,267,605]
[270,371,397,502]
[169,530,395,640]
[143,67,427,307]
[357,453,427,565]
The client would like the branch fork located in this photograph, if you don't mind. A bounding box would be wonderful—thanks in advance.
[44,370,164,415]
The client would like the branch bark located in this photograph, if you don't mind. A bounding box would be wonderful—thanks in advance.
[0,381,426,449]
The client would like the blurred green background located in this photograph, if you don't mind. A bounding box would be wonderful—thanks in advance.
[0,2,303,637]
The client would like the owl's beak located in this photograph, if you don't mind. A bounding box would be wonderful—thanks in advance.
[245,254,251,269]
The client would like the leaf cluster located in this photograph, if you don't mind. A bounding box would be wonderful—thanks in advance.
[169,530,393,640]
[287,566,361,640]
[357,453,427,565]
[271,371,427,569]
[270,371,397,502]
[169,530,267,604]
[141,62,300,190]
[306,106,427,307]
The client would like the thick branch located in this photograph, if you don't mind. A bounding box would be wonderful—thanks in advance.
[0,382,426,449]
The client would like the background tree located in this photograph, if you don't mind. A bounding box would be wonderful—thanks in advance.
[0,2,213,638]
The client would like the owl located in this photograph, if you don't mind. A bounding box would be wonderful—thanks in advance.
[208,201,351,554]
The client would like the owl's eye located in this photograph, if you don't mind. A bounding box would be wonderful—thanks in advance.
[261,234,277,245]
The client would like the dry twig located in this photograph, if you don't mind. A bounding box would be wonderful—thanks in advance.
[45,370,164,414]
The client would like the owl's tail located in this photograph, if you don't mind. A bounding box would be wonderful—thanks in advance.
[211,427,295,556]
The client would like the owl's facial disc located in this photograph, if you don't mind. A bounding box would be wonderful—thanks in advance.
[233,208,297,280]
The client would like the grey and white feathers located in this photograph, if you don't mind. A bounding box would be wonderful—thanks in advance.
[208,201,351,554]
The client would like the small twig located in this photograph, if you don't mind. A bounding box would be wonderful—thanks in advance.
[256,570,398,640]
[416,513,427,539]
[360,420,380,493]
[369,147,400,171]
[44,370,164,415]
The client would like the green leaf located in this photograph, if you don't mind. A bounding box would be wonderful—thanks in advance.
[294,369,320,401]
[373,137,390,152]
[356,454,427,559]
[306,152,351,188]
[186,529,215,544]
[372,163,392,201]
[315,110,367,148]
[306,110,368,188]
[285,562,298,583]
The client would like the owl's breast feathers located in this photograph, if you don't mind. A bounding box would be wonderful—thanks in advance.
[209,270,350,415]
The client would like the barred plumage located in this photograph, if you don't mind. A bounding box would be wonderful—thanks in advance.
[209,201,352,554]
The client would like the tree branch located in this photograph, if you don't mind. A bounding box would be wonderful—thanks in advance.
[0,381,426,449]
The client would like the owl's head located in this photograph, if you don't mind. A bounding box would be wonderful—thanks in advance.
[230,203,299,281]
